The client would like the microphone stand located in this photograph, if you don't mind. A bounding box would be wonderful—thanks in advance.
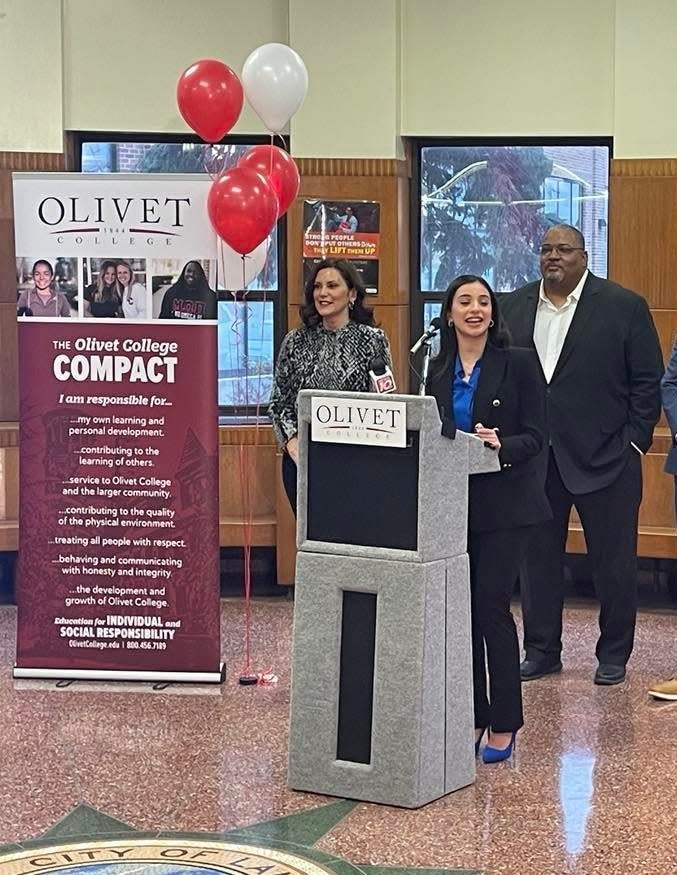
[418,338,433,396]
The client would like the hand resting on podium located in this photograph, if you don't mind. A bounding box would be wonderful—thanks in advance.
[474,422,501,451]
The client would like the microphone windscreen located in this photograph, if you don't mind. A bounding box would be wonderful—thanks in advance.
[370,356,387,376]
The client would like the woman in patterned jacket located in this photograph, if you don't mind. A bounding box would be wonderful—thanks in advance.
[269,258,392,512]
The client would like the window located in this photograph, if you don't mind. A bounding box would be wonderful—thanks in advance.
[76,133,286,417]
[543,176,582,227]
[413,139,610,383]
[218,300,275,407]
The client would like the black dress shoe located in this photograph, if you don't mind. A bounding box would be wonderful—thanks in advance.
[594,663,626,685]
[520,658,563,681]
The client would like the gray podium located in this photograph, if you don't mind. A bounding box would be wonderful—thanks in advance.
[288,390,499,808]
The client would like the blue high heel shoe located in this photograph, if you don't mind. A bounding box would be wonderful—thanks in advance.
[482,731,516,763]
[474,727,487,756]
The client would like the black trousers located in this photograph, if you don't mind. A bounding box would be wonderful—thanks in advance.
[521,447,642,667]
[282,451,297,517]
[469,526,534,733]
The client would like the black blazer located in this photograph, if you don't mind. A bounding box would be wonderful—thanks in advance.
[499,273,663,494]
[428,344,551,533]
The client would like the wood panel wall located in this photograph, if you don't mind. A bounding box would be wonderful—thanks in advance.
[1,152,677,587]
[0,427,19,551]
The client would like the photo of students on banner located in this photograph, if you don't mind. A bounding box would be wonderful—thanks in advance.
[153,259,217,320]
[81,258,149,319]
[116,260,148,320]
[303,199,380,294]
[16,257,77,318]
[83,259,124,318]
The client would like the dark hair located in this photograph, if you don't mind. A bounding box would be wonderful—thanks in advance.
[429,274,511,381]
[300,258,375,328]
[32,259,53,277]
[178,260,210,290]
[545,223,586,249]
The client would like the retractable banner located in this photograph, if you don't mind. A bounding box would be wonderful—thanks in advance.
[13,173,224,682]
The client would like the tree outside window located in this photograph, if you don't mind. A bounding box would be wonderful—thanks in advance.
[419,143,609,294]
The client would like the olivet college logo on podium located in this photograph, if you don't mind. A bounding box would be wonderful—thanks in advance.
[311,396,407,447]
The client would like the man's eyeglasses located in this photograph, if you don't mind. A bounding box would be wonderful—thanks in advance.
[539,244,585,256]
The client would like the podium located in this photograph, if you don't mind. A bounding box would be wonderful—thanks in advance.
[287,390,499,808]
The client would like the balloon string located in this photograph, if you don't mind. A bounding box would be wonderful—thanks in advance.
[218,238,255,675]
[242,255,250,410]
[238,442,253,674]
[238,252,260,679]
[203,144,229,181]
[251,248,268,448]
[241,255,252,675]
[240,247,273,681]
[219,240,272,682]
[223,243,245,418]
[202,145,217,181]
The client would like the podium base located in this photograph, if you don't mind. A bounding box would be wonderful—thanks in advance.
[289,551,475,808]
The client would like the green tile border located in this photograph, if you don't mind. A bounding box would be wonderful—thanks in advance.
[0,803,483,875]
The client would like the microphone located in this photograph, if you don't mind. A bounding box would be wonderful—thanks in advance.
[369,357,396,394]
[410,316,442,355]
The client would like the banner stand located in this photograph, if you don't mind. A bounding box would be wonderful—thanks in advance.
[13,173,224,684]
[13,664,226,683]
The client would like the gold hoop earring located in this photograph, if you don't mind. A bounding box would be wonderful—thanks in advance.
[349,300,355,310]
[447,318,454,327]
[489,319,494,327]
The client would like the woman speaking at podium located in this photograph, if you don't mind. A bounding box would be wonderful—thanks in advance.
[427,275,550,764]
[269,258,391,512]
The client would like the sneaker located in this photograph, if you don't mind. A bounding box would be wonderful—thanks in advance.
[648,677,677,700]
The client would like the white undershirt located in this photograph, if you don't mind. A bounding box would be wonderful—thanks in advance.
[533,270,588,383]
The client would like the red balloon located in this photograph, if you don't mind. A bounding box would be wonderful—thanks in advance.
[177,59,243,143]
[238,145,300,217]
[207,167,279,255]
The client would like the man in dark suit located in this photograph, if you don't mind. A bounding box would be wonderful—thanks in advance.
[499,223,663,685]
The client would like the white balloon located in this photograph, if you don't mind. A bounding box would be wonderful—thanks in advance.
[242,43,308,133]
[218,237,269,290]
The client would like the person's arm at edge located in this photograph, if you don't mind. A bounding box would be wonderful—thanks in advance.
[268,331,301,456]
[627,295,664,452]
[661,336,677,442]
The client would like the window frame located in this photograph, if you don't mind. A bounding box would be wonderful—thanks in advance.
[543,175,583,227]
[409,135,613,392]
[71,130,288,420]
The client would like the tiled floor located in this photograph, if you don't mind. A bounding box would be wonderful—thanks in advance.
[1,598,676,874]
